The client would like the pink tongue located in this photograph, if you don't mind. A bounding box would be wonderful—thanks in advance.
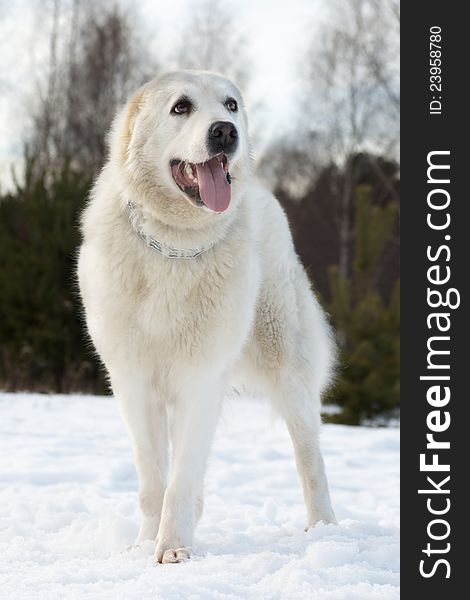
[195,157,231,212]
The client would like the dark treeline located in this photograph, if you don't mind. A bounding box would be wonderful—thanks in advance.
[272,152,400,424]
[0,0,400,424]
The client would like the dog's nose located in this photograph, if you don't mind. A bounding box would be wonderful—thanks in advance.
[208,121,238,155]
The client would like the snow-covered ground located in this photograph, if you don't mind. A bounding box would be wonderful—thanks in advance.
[0,393,399,599]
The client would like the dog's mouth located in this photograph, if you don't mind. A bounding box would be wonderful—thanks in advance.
[170,154,232,213]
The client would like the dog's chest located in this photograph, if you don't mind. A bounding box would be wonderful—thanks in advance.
[127,248,258,362]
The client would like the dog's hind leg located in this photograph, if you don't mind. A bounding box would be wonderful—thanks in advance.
[154,376,223,564]
[272,375,337,529]
[112,376,168,544]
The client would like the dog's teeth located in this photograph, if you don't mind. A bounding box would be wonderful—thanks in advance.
[185,164,194,177]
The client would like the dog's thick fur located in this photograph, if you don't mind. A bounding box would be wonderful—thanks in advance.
[78,71,336,564]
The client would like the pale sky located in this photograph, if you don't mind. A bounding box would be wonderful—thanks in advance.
[0,0,325,189]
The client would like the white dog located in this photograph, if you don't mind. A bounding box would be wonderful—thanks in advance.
[78,71,337,564]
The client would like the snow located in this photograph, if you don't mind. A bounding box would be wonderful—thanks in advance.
[0,393,399,599]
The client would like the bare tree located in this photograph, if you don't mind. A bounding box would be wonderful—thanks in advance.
[257,131,323,199]
[175,0,249,89]
[30,0,154,179]
[311,0,399,161]
[63,3,152,172]
[360,0,400,114]
[302,0,400,280]
[31,0,61,177]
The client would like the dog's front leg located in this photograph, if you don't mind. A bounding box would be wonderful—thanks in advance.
[112,376,169,545]
[155,377,223,564]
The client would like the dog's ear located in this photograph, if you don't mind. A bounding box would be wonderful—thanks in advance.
[122,88,146,156]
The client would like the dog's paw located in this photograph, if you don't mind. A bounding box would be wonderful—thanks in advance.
[305,509,338,531]
[155,546,191,564]
[305,512,338,531]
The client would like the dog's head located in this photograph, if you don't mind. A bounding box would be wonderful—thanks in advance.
[112,71,252,227]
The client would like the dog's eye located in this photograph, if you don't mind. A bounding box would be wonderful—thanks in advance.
[171,99,192,115]
[225,98,238,112]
